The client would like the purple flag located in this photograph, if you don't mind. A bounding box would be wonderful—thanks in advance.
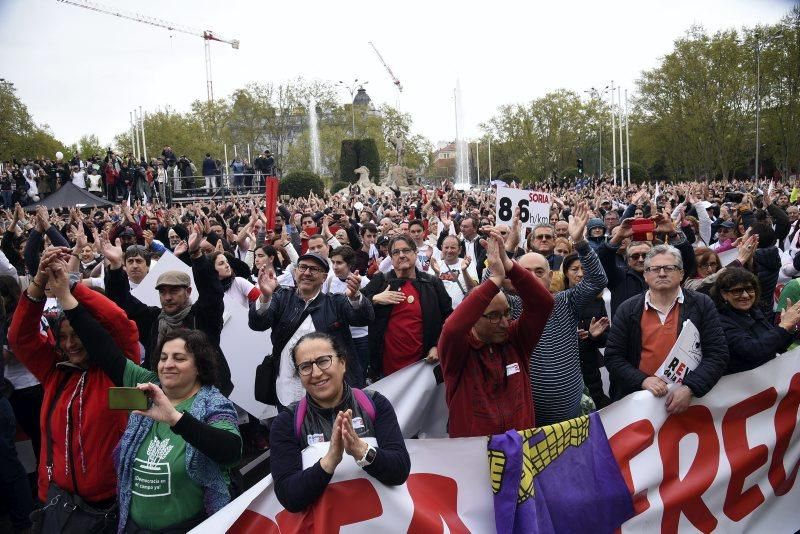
[488,412,634,534]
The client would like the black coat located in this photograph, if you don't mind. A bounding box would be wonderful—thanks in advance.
[717,304,792,375]
[604,289,729,401]
[362,269,453,377]
[248,287,374,379]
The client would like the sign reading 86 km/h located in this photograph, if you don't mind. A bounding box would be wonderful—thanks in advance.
[495,186,552,229]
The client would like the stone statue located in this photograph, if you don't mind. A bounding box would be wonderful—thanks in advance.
[387,131,405,167]
[353,165,375,190]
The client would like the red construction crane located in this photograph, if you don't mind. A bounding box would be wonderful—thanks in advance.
[56,0,239,103]
[369,41,403,93]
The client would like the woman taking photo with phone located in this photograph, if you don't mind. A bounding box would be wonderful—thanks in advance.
[9,247,141,533]
[70,258,242,532]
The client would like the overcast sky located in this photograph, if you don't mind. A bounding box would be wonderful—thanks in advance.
[0,0,794,152]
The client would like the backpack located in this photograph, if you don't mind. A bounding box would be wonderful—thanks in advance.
[294,388,376,440]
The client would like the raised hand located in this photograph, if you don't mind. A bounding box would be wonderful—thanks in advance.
[187,223,202,254]
[568,201,589,243]
[652,212,675,234]
[102,237,124,269]
[45,258,71,300]
[172,240,188,257]
[482,230,505,284]
[345,270,362,299]
[257,265,278,301]
[779,299,800,331]
[736,233,758,265]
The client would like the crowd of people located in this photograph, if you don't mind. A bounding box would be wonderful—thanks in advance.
[0,148,276,207]
[2,164,800,532]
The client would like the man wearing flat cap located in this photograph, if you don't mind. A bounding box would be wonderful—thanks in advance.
[249,251,374,408]
[102,226,232,395]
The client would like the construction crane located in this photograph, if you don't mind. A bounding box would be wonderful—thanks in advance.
[368,41,403,93]
[56,0,239,103]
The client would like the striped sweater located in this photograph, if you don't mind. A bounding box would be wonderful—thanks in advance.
[530,241,608,425]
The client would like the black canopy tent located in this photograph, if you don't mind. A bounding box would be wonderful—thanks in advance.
[23,183,116,212]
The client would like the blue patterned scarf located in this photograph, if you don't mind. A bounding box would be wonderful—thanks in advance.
[114,384,238,533]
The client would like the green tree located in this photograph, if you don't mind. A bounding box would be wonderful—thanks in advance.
[281,170,324,198]
[0,80,66,161]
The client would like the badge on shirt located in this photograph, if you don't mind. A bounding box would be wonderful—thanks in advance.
[307,433,326,446]
[506,363,520,376]
[352,417,365,431]
[407,295,415,304]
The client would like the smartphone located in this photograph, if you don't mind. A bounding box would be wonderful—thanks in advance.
[108,387,148,410]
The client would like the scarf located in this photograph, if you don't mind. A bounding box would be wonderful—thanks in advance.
[220,275,235,293]
[156,304,192,347]
[114,384,238,533]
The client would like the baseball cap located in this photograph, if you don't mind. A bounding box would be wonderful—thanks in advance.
[297,252,329,272]
[155,271,191,289]
[119,227,136,237]
[720,220,736,229]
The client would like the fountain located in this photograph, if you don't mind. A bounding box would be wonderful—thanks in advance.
[308,98,321,174]
[454,80,471,190]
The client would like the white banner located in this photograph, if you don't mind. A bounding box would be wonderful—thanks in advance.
[495,187,551,229]
[193,349,800,533]
[601,347,800,533]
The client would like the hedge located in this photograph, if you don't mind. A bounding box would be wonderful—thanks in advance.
[281,171,324,198]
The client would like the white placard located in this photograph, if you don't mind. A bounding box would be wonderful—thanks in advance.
[495,186,551,228]
[656,319,702,384]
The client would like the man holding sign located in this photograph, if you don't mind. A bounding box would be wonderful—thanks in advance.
[604,245,729,414]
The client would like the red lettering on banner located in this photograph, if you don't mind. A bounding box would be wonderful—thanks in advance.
[769,372,800,496]
[407,473,469,533]
[276,479,382,532]
[228,509,281,533]
[528,192,550,204]
[608,419,656,515]
[658,405,719,533]
[722,388,778,521]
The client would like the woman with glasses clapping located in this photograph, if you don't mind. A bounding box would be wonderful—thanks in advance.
[270,332,409,512]
[711,267,800,375]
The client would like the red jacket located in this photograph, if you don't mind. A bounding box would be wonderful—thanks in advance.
[8,284,140,502]
[438,263,554,438]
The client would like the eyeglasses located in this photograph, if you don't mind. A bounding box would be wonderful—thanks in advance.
[629,253,648,260]
[723,287,756,297]
[534,234,554,241]
[391,247,414,256]
[700,262,719,270]
[296,263,325,274]
[296,354,334,376]
[481,309,511,324]
[644,265,682,274]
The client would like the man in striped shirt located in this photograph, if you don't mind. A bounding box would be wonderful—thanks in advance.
[524,202,609,425]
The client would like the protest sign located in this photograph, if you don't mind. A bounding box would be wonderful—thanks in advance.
[656,319,702,384]
[495,187,551,229]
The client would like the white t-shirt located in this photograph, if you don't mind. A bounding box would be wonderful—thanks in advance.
[72,170,86,189]
[225,276,260,308]
[87,173,103,192]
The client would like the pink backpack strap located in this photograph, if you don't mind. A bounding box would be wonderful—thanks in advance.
[352,388,376,423]
[294,397,308,440]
